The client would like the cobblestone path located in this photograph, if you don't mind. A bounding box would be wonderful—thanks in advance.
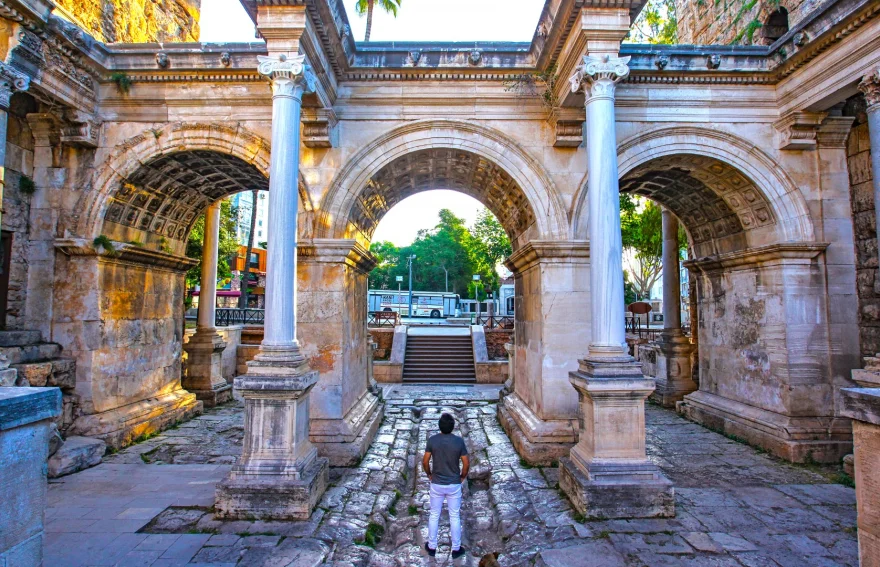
[46,384,859,566]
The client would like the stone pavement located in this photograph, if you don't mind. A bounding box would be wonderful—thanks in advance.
[44,384,858,566]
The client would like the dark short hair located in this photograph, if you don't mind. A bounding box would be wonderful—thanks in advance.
[439,413,455,434]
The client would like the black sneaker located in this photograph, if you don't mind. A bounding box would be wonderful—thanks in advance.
[452,547,466,559]
[425,543,436,557]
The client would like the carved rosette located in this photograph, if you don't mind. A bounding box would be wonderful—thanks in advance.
[859,67,880,110]
[0,61,30,111]
[257,54,317,100]
[569,54,630,101]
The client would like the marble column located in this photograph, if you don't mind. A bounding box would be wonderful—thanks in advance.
[650,208,696,407]
[216,54,327,521]
[183,200,231,408]
[559,54,674,519]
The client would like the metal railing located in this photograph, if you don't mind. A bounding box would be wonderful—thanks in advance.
[368,311,400,327]
[475,315,515,329]
[215,308,265,326]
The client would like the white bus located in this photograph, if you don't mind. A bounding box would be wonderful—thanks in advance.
[368,290,460,318]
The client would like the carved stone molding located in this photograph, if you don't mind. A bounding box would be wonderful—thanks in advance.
[297,238,376,274]
[505,240,590,274]
[817,116,855,149]
[684,242,828,274]
[256,54,317,99]
[54,238,198,273]
[301,108,337,149]
[25,112,60,146]
[859,68,880,110]
[773,111,827,150]
[553,119,584,148]
[60,109,99,148]
[569,54,630,101]
[0,61,30,110]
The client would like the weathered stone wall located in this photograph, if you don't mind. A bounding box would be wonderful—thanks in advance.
[2,94,37,330]
[845,95,880,358]
[369,328,393,360]
[54,0,201,43]
[676,0,811,45]
[485,328,513,360]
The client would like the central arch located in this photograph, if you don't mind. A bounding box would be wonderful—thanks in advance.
[319,119,569,249]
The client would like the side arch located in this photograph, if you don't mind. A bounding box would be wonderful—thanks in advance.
[318,119,570,248]
[77,121,313,241]
[571,126,816,249]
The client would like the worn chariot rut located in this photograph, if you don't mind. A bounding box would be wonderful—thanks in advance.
[46,384,858,567]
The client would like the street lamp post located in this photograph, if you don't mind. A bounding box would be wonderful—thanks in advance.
[396,275,404,315]
[407,255,417,318]
[472,274,481,323]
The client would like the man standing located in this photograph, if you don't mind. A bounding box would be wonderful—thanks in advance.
[422,413,469,559]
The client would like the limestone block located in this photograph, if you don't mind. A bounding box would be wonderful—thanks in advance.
[47,436,106,478]
[0,387,61,567]
[13,362,53,387]
[0,368,17,387]
[537,541,626,567]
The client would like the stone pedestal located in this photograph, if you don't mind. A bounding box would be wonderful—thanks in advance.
[559,359,674,519]
[0,387,61,567]
[183,329,232,408]
[840,387,880,567]
[650,332,697,407]
[215,356,328,520]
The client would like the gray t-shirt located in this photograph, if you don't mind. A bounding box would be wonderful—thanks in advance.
[426,433,468,485]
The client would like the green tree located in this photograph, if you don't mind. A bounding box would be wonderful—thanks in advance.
[620,197,688,300]
[354,0,401,42]
[239,189,259,309]
[628,0,677,44]
[472,207,512,267]
[367,208,510,301]
[186,199,240,296]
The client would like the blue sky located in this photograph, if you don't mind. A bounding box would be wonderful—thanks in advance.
[200,0,545,245]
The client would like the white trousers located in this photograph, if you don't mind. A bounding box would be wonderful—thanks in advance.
[427,482,462,551]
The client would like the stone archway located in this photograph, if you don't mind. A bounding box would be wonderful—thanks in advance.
[57,123,314,448]
[319,119,570,247]
[591,127,850,463]
[315,120,581,466]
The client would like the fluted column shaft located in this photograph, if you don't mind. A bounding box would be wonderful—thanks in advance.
[661,208,682,333]
[859,70,880,260]
[198,201,221,330]
[571,55,631,359]
[258,55,315,357]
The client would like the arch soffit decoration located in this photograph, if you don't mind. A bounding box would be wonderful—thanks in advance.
[319,120,570,245]
[571,126,816,248]
[81,122,313,240]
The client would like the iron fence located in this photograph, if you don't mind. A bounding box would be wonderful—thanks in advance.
[475,315,515,329]
[368,311,400,327]
[215,308,265,326]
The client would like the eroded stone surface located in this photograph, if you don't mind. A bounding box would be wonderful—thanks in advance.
[45,386,858,566]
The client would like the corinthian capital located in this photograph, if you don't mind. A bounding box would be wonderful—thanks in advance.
[859,68,880,109]
[569,54,630,100]
[257,54,317,99]
[0,62,30,111]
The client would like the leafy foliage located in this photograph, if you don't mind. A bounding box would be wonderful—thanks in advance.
[368,208,510,300]
[185,200,240,292]
[354,0,401,41]
[628,0,677,44]
[620,197,687,300]
[503,64,560,110]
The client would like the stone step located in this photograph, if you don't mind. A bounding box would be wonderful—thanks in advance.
[47,436,106,478]
[12,358,76,390]
[0,342,63,365]
[0,330,43,347]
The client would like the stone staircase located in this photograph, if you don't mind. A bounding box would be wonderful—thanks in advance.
[402,334,476,383]
[0,330,77,432]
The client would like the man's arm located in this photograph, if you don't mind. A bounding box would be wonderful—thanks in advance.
[460,455,470,482]
[422,451,432,481]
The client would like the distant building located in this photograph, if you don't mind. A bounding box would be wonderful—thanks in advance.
[229,190,269,247]
[226,245,268,308]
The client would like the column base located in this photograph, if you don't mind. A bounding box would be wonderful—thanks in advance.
[183,329,229,408]
[498,393,577,466]
[68,389,202,450]
[677,390,852,463]
[649,335,697,408]
[214,350,327,520]
[311,390,384,466]
[215,456,329,521]
[559,457,674,519]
